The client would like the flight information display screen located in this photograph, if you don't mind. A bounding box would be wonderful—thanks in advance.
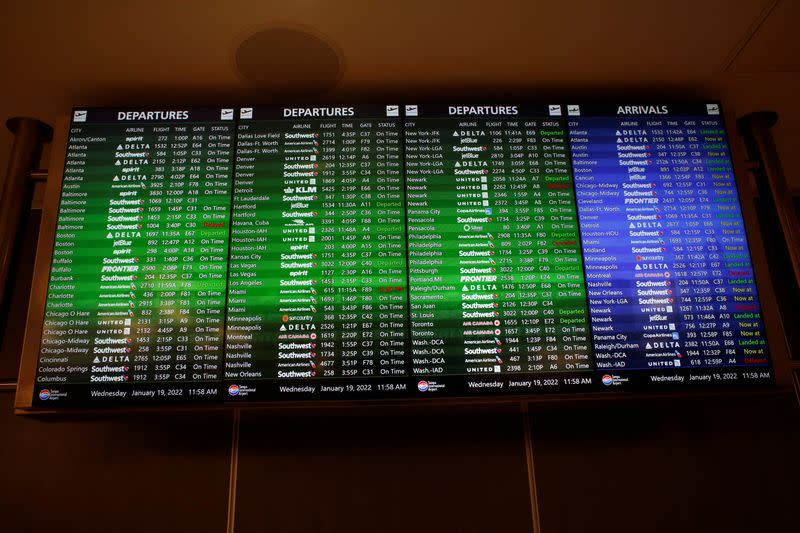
[26,103,773,407]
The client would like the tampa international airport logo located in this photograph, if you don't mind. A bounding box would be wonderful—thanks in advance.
[601,374,629,387]
[37,388,66,401]
[227,383,255,397]
[417,380,445,392]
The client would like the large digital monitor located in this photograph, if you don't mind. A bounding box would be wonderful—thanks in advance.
[15,102,773,409]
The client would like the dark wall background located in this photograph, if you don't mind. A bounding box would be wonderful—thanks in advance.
[532,393,800,533]
[1,389,798,533]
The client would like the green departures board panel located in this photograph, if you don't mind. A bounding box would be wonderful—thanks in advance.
[26,104,773,408]
[404,106,591,384]
[37,109,235,404]
[225,106,409,397]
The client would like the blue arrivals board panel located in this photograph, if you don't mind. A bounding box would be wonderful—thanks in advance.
[570,104,768,383]
[22,102,773,409]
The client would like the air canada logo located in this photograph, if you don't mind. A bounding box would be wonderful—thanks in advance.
[228,384,240,396]
[602,375,614,386]
[39,389,51,400]
[417,381,429,392]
